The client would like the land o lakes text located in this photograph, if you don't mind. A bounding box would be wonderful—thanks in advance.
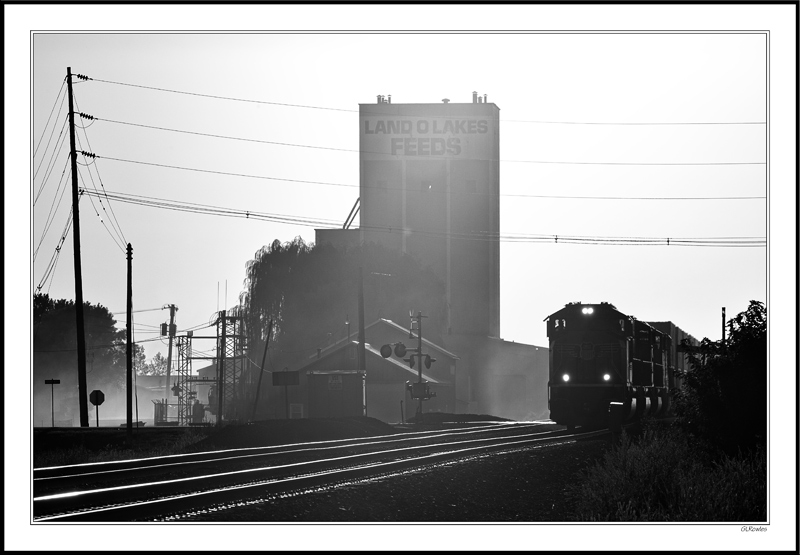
[364,119,489,156]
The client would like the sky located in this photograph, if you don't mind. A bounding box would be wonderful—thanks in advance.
[8,4,797,551]
[28,31,769,363]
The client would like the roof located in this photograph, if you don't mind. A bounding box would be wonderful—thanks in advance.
[299,339,440,384]
[313,318,458,361]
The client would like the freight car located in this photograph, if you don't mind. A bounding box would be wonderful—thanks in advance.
[545,302,689,430]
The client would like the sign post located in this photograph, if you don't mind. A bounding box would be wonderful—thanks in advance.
[44,379,60,427]
[273,369,299,419]
[89,389,105,428]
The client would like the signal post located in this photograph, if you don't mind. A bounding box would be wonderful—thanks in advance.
[380,311,436,419]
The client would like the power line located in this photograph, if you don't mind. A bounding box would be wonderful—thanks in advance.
[93,154,767,195]
[92,117,766,167]
[90,77,355,112]
[35,209,73,293]
[33,79,67,160]
[34,167,71,261]
[81,188,765,248]
[73,95,128,246]
[88,75,765,126]
[502,118,766,126]
[34,115,69,182]
[77,167,126,253]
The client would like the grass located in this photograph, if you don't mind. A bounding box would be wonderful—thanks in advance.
[567,422,766,521]
[33,428,212,468]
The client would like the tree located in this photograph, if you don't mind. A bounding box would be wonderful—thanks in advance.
[239,238,447,375]
[138,352,168,376]
[674,300,767,454]
[33,293,128,420]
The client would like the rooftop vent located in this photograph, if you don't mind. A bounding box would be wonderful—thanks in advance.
[442,98,450,103]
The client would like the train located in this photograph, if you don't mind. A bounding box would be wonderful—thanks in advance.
[546,301,694,430]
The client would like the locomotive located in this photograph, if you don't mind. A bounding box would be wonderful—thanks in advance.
[546,302,686,430]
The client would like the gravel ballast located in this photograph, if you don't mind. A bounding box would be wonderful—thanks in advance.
[175,438,610,522]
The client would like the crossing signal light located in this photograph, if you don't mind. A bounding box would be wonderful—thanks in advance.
[380,344,392,358]
[394,343,407,357]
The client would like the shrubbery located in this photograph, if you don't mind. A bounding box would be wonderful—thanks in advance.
[569,301,767,521]
[568,423,766,521]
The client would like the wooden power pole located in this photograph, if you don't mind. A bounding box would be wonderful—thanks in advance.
[67,67,89,427]
[126,243,133,436]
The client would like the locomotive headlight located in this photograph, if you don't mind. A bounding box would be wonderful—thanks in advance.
[581,307,594,315]
[562,374,570,382]
[603,374,611,381]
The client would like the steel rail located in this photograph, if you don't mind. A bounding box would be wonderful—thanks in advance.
[34,427,606,522]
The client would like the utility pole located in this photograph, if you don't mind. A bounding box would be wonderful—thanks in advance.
[216,311,226,428]
[126,243,133,437]
[358,268,367,415]
[358,268,366,371]
[722,307,726,352]
[250,320,272,422]
[415,311,424,416]
[67,67,89,427]
[165,304,178,409]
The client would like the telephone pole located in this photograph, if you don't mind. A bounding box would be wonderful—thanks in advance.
[126,243,133,437]
[67,67,89,427]
[165,304,178,406]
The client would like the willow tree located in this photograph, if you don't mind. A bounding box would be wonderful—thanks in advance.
[240,237,446,376]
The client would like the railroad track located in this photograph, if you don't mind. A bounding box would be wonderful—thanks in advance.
[33,421,608,522]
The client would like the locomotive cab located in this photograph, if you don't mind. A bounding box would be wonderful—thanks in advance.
[546,302,676,430]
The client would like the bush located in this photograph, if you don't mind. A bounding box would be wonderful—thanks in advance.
[567,426,766,521]
[673,301,766,455]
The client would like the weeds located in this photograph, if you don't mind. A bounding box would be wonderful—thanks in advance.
[567,425,766,521]
[34,429,210,468]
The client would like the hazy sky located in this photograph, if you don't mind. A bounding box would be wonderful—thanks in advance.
[9,4,797,551]
[29,30,769,364]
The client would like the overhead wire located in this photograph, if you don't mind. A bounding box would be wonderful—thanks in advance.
[80,187,765,248]
[88,75,766,126]
[73,93,128,246]
[36,209,73,293]
[90,116,766,167]
[33,79,67,160]
[34,166,71,261]
[76,166,126,253]
[33,128,70,206]
[91,154,766,199]
[34,115,69,183]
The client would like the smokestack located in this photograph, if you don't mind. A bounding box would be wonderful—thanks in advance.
[377,95,381,104]
[484,94,488,103]
[388,95,391,104]
[472,91,477,103]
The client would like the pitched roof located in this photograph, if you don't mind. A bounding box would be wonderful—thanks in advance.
[299,339,440,383]
[313,318,458,360]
